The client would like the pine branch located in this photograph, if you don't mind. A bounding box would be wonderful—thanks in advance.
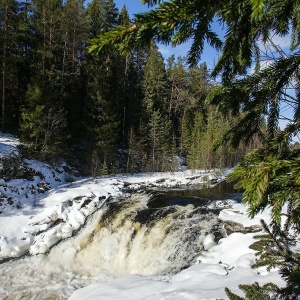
[225,282,277,300]
[225,287,245,300]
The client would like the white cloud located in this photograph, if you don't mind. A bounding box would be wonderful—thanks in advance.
[158,44,172,56]
[257,32,291,54]
[271,34,291,50]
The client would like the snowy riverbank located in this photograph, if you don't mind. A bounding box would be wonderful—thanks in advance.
[0,133,285,299]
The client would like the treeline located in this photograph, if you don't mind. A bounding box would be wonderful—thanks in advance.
[0,0,260,175]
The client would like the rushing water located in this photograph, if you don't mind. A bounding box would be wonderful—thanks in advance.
[0,182,241,300]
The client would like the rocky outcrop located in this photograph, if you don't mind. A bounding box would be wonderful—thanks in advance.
[223,220,262,235]
[1,158,45,182]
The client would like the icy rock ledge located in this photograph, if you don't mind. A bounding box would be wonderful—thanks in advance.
[223,220,262,235]
[0,194,111,260]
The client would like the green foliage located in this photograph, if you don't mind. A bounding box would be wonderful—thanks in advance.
[0,0,23,131]
[225,282,277,300]
[141,0,162,6]
[21,105,68,161]
[20,81,68,161]
[226,212,300,299]
[226,144,300,299]
[142,41,168,111]
[251,213,300,299]
[227,148,300,224]
[249,0,265,21]
[89,0,223,66]
[148,109,172,171]
[136,41,173,172]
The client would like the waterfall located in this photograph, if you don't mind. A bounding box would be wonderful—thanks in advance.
[45,193,225,277]
[0,193,225,299]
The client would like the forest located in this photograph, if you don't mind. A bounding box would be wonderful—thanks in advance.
[0,0,259,175]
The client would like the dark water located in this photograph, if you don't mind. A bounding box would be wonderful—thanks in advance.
[147,181,243,209]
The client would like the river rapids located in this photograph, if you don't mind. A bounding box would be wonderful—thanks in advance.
[0,192,227,299]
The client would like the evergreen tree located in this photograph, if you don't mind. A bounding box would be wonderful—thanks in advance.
[84,0,121,175]
[180,108,193,158]
[0,0,19,131]
[31,0,64,78]
[114,4,132,151]
[118,4,130,26]
[148,109,172,171]
[19,0,70,161]
[225,282,278,300]
[141,41,172,171]
[15,0,35,128]
[126,127,143,173]
[187,111,206,170]
[142,41,168,112]
[60,0,88,148]
[20,80,68,161]
[166,55,189,147]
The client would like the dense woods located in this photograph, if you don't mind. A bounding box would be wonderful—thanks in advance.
[0,0,257,175]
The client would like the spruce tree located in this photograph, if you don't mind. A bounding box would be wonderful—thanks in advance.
[19,0,71,161]
[15,0,35,129]
[141,41,172,171]
[0,0,20,132]
[187,111,205,170]
[84,0,121,175]
[148,109,172,171]
[166,55,189,148]
[60,0,88,149]
[31,0,64,78]
[20,80,68,161]
[142,41,168,112]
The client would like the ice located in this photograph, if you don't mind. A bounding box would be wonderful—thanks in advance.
[0,235,32,259]
[202,233,215,250]
[197,232,257,266]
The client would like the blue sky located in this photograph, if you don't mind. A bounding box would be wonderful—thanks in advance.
[84,0,222,69]
[114,0,149,15]
[112,0,221,69]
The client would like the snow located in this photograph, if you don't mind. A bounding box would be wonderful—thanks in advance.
[69,266,282,300]
[0,132,20,159]
[0,133,288,299]
[219,203,272,227]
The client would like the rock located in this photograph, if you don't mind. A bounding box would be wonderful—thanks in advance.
[7,198,14,205]
[38,188,45,193]
[80,199,92,208]
[223,220,262,235]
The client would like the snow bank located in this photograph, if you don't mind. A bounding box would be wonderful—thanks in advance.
[69,265,283,300]
[219,203,272,227]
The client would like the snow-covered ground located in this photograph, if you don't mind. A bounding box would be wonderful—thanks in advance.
[0,133,285,299]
